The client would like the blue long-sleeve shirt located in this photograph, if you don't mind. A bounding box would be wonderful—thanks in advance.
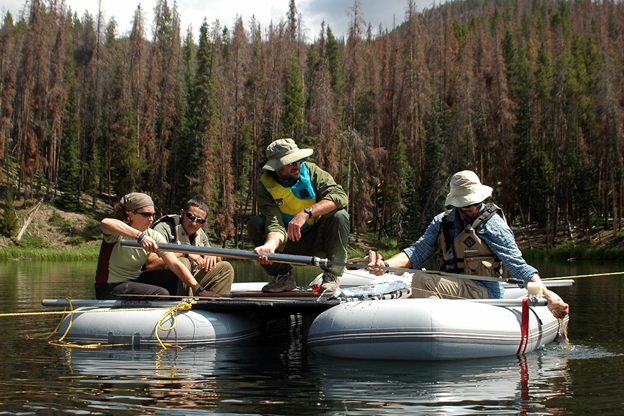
[402,206,537,298]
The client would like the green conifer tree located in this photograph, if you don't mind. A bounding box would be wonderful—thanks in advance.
[389,130,413,243]
[172,27,202,209]
[57,114,82,211]
[282,53,305,140]
[192,20,220,207]
[114,105,146,197]
[409,94,448,240]
[0,188,18,237]
[326,27,344,94]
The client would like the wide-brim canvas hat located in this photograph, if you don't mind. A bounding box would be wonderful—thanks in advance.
[262,138,314,171]
[444,170,493,207]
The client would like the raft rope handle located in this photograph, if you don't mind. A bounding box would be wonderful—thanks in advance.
[154,299,196,350]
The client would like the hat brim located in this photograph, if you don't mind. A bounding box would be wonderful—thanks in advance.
[262,148,313,171]
[445,185,493,207]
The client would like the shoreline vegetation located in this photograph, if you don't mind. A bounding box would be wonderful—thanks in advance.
[2,239,624,263]
[1,198,623,263]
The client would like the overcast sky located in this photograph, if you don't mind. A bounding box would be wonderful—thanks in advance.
[1,0,436,40]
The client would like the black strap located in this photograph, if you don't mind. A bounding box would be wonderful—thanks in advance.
[440,209,456,269]
[151,214,176,229]
[471,203,501,230]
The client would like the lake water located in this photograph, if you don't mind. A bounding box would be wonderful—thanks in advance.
[0,259,623,415]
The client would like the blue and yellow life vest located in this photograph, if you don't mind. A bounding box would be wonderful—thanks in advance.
[260,162,317,230]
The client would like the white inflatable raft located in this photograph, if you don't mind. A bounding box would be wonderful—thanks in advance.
[43,270,570,354]
[42,274,403,347]
[307,285,569,361]
[45,300,264,347]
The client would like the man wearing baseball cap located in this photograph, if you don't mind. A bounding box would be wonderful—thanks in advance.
[367,170,569,319]
[247,138,349,293]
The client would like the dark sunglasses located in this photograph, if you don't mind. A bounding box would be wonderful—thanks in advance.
[461,202,481,209]
[134,211,157,218]
[184,210,207,224]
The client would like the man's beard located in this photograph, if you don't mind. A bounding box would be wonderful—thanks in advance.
[274,171,300,187]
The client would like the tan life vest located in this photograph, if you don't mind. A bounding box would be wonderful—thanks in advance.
[436,203,503,277]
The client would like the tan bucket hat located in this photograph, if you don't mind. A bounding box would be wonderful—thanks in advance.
[444,170,493,207]
[262,139,313,171]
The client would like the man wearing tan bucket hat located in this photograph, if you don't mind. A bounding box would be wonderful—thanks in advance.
[247,138,349,293]
[367,170,569,318]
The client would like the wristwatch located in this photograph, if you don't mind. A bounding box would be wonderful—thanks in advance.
[195,285,206,295]
[304,207,313,218]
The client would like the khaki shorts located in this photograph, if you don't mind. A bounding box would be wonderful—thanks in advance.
[410,272,489,299]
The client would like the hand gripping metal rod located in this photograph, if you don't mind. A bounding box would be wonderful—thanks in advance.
[121,240,329,267]
[121,241,517,283]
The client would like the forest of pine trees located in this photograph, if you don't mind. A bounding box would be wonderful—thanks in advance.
[1,0,623,248]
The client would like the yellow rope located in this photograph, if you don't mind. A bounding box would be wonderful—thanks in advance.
[1,298,197,350]
[46,306,70,340]
[544,271,624,280]
[48,340,135,349]
[0,306,175,318]
[154,299,196,350]
[44,299,124,349]
[57,299,74,342]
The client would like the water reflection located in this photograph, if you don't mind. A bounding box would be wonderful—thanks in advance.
[62,346,227,413]
[58,336,321,414]
[57,339,585,415]
[1,259,624,414]
[306,346,574,414]
[64,347,220,382]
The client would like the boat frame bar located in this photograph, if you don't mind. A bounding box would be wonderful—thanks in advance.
[121,241,531,285]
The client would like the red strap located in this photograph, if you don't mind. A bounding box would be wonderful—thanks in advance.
[516,297,529,355]
[518,355,530,401]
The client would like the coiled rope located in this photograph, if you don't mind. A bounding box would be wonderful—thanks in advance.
[154,299,195,350]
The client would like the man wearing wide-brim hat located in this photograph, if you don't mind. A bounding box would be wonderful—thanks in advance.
[247,138,349,293]
[366,170,569,319]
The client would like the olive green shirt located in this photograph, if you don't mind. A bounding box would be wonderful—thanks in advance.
[152,215,211,247]
[102,228,168,284]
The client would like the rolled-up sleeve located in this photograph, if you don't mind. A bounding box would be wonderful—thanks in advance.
[402,213,444,268]
[478,215,537,283]
[308,163,348,210]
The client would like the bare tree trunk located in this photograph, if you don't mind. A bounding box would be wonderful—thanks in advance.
[16,197,44,241]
